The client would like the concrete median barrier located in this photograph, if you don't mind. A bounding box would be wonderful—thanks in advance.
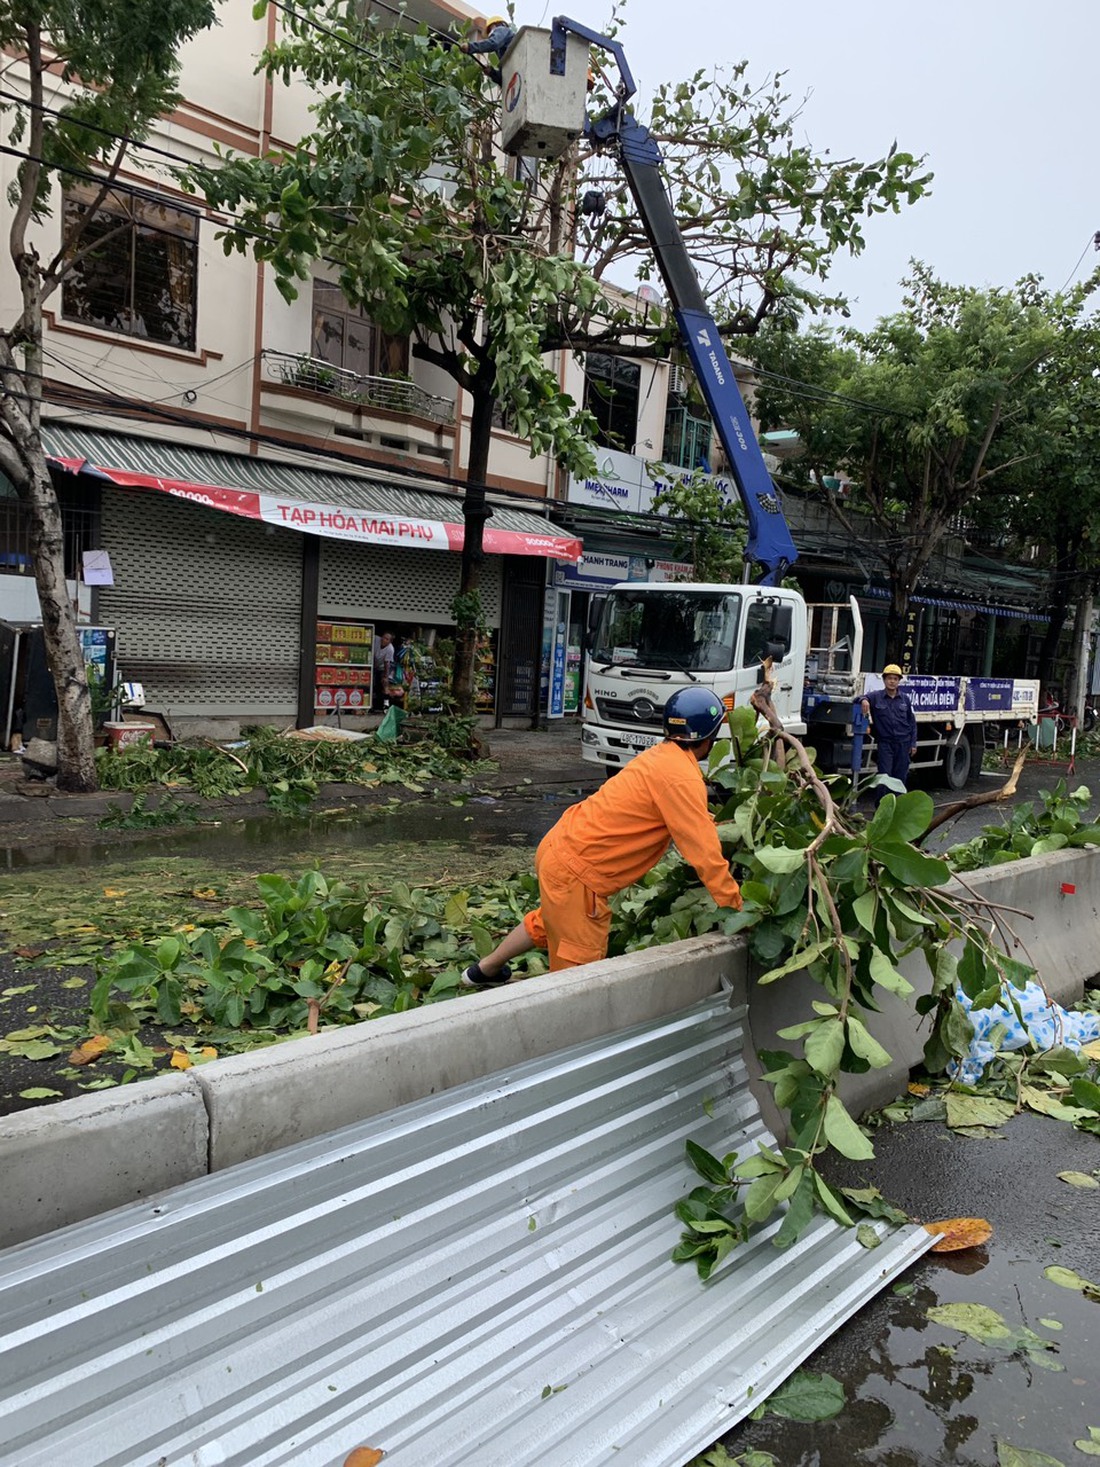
[0,1074,207,1249]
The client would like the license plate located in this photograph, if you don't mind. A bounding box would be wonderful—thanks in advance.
[617,731,660,749]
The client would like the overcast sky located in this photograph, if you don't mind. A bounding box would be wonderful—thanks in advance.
[553,0,1099,328]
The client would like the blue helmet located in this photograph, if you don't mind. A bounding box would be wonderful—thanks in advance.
[663,687,726,743]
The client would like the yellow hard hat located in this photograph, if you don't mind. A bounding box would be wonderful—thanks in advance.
[484,16,507,26]
[882,663,903,676]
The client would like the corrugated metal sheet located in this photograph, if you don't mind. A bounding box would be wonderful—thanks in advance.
[41,424,561,543]
[0,997,933,1467]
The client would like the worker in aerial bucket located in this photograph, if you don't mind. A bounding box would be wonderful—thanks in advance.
[462,686,743,987]
[860,662,918,805]
[459,15,516,81]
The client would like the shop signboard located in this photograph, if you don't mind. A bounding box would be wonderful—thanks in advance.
[547,591,569,719]
[552,552,693,590]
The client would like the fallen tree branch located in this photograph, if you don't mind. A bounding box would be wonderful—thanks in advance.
[916,745,1028,841]
[750,684,848,852]
[202,738,250,774]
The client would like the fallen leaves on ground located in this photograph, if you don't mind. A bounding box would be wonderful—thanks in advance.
[68,1034,113,1066]
[996,1444,1067,1467]
[1057,1170,1099,1188]
[757,1369,845,1422]
[923,1217,993,1252]
[342,1449,384,1467]
[1044,1264,1100,1301]
[945,1094,1015,1131]
[929,1303,1061,1369]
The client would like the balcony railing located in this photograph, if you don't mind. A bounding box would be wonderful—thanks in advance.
[262,350,454,425]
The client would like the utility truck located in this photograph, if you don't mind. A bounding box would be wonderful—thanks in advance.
[581,581,1038,787]
[501,20,1038,788]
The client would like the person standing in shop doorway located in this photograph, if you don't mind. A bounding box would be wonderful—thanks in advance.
[861,662,918,805]
[372,630,395,712]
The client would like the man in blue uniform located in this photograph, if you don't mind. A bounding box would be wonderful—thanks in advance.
[861,662,918,803]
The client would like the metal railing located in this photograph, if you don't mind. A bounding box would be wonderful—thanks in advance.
[261,350,454,425]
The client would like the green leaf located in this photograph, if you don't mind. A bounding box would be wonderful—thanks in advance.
[1070,1076,1100,1114]
[1044,1264,1100,1298]
[774,1168,815,1249]
[685,1139,732,1186]
[945,1094,1014,1131]
[995,1444,1067,1467]
[846,1015,893,1068]
[757,938,832,986]
[805,1018,845,1077]
[823,1094,875,1160]
[813,1173,855,1226]
[763,1369,846,1422]
[869,947,913,997]
[851,891,877,933]
[929,1301,1013,1345]
[752,845,806,874]
[885,790,935,842]
[743,1172,785,1223]
[856,1223,882,1249]
[1057,1170,1099,1188]
[874,839,950,888]
[18,1087,63,1100]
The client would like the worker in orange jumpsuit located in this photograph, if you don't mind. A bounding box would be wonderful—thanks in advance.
[462,687,742,986]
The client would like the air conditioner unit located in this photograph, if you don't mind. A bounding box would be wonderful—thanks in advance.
[667,363,688,397]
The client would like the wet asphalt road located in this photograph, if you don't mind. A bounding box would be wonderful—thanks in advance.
[720,1113,1100,1467]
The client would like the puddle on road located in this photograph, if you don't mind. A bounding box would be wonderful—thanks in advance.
[0,790,582,873]
[720,1245,1099,1466]
[716,1112,1100,1467]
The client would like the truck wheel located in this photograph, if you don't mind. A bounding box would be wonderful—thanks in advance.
[966,731,985,785]
[942,735,971,790]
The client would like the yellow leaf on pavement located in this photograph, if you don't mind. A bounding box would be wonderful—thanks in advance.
[343,1449,384,1467]
[200,1046,218,1060]
[170,1050,192,1070]
[907,1082,930,1096]
[923,1217,993,1252]
[68,1034,113,1066]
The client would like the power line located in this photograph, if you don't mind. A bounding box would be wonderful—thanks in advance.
[1058,230,1100,295]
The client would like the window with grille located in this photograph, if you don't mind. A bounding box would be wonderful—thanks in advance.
[0,477,97,577]
[61,183,199,350]
[583,353,640,452]
[311,282,409,379]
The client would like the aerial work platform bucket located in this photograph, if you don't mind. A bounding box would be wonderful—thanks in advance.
[499,26,588,158]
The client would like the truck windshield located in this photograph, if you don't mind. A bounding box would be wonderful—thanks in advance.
[592,590,741,672]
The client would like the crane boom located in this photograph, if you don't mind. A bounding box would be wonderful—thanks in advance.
[551,16,798,585]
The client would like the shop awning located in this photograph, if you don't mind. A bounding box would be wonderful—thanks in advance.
[42,426,582,563]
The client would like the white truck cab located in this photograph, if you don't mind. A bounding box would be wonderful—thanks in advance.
[580,582,809,774]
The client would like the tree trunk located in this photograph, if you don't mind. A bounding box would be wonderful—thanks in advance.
[1065,589,1093,717]
[1036,544,1075,694]
[25,461,97,790]
[450,383,495,716]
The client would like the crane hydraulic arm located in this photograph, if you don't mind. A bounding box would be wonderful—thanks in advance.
[550,16,798,585]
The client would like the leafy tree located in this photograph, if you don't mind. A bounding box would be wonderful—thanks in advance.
[647,465,745,582]
[194,0,929,711]
[748,265,1100,654]
[996,304,1100,694]
[0,0,220,789]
